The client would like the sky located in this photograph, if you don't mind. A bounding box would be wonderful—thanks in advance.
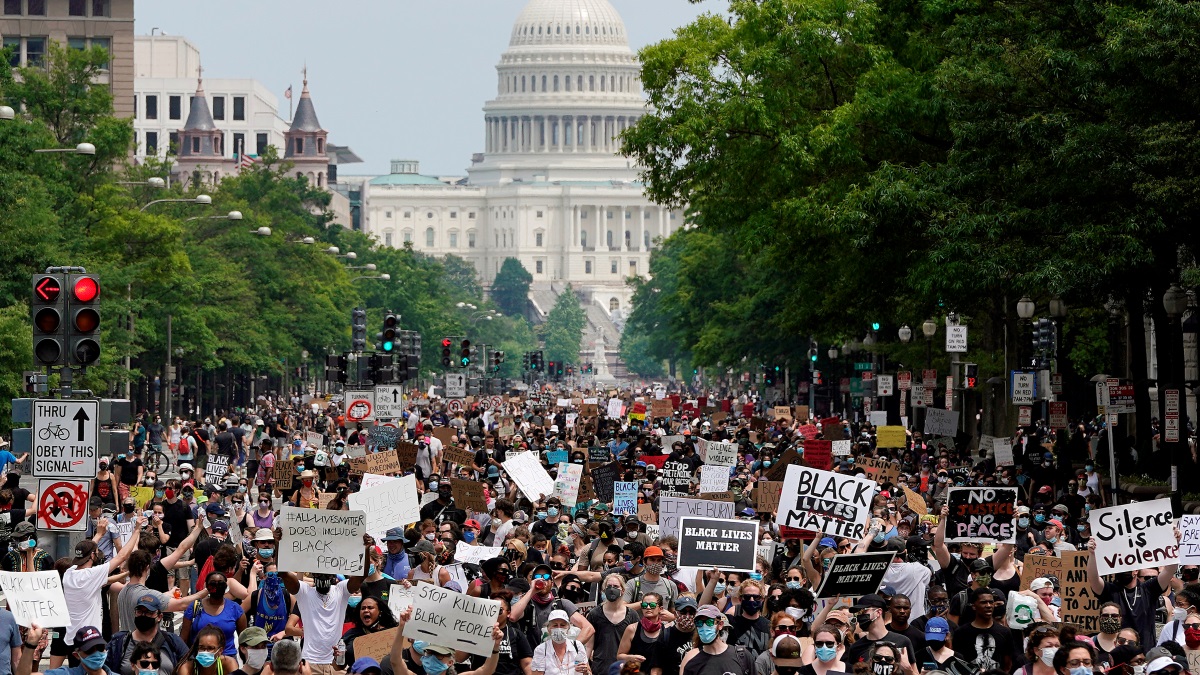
[135,0,724,177]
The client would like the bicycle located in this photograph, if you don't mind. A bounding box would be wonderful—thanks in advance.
[37,424,71,441]
[144,446,172,474]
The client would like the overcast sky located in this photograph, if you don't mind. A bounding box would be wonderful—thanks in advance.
[135,1,723,176]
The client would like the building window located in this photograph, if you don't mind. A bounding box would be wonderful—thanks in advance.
[404,212,411,219]
[384,232,393,247]
[606,211,613,219]
[427,212,434,219]
[565,75,571,92]
[385,211,393,219]
[425,228,435,247]
[606,230,613,248]
[585,260,592,274]
[450,211,457,219]
[578,75,583,91]
[611,259,618,274]
[68,0,85,14]
[468,231,476,248]
[29,0,46,13]
[629,260,638,275]
[581,230,588,248]
[536,260,543,274]
[449,232,458,248]
[468,212,476,219]
[91,37,110,68]
[625,231,631,248]
[644,231,650,249]
[145,95,158,120]
[68,37,87,51]
[317,138,324,154]
[536,210,543,218]
[256,133,268,155]
[145,132,158,155]
[133,96,137,118]
[536,232,543,247]
[189,137,199,153]
[227,133,242,157]
[169,95,182,120]
[541,75,547,91]
[212,96,225,120]
[589,76,595,91]
[3,0,21,14]
[233,96,245,120]
[4,37,19,67]
[403,230,412,243]
[554,75,559,91]
[91,0,110,16]
[168,132,180,154]
[25,37,45,67]
[610,298,620,311]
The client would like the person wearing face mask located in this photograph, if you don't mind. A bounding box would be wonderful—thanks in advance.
[389,606,503,675]
[840,594,917,668]
[18,625,115,675]
[621,515,653,549]
[914,616,968,675]
[660,596,698,675]
[57,527,143,668]
[380,527,412,582]
[617,591,668,670]
[115,549,206,633]
[176,626,238,675]
[1050,641,1097,675]
[279,541,371,675]
[93,459,120,511]
[795,624,845,675]
[237,627,271,675]
[680,605,756,675]
[181,571,246,655]
[621,546,678,609]
[511,563,595,649]
[2,521,52,573]
[104,594,190,675]
[726,578,770,657]
[1158,588,1200,648]
[409,539,452,587]
[585,573,638,675]
[1088,533,1180,651]
[420,480,467,526]
[532,500,566,541]
[473,558,515,600]
[1021,624,1062,675]
[530,610,590,675]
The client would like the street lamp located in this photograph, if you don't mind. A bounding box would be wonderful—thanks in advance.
[141,194,212,211]
[289,236,317,245]
[337,252,357,260]
[252,227,271,237]
[1049,297,1067,319]
[862,332,876,347]
[1163,284,1189,500]
[456,302,478,310]
[351,274,390,282]
[185,210,242,222]
[346,264,377,271]
[0,105,13,121]
[898,325,912,343]
[117,177,166,188]
[35,142,95,155]
[922,318,936,370]
[827,347,838,360]
[1164,284,1187,318]
[1016,296,1036,320]
[323,246,340,255]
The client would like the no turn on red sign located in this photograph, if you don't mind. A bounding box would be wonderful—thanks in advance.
[36,478,90,531]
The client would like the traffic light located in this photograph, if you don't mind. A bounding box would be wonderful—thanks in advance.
[459,339,472,368]
[963,363,978,389]
[325,354,346,383]
[547,361,557,380]
[381,312,398,353]
[871,322,881,331]
[351,307,367,352]
[808,338,819,364]
[67,274,101,366]
[31,273,66,366]
[813,370,822,385]
[441,338,454,368]
[764,365,776,386]
[522,352,531,370]
[368,353,394,383]
[557,362,565,378]
[567,364,575,377]
[491,350,505,372]
[585,362,593,374]
[530,350,544,372]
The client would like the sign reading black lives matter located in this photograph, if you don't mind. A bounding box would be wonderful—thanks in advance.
[945,487,1018,544]
[813,552,895,598]
[676,517,759,571]
[775,465,873,540]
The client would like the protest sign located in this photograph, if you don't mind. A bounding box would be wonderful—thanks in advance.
[396,442,420,467]
[345,444,368,459]
[114,521,135,547]
[813,552,894,599]
[802,440,832,471]
[450,479,488,513]
[353,627,399,663]
[306,431,324,450]
[902,485,927,516]
[764,448,801,481]
[205,454,230,484]
[351,450,403,476]
[704,441,738,467]
[546,449,569,466]
[588,445,611,465]
[1006,591,1039,631]
[606,398,624,418]
[553,462,584,507]
[773,406,793,421]
[370,426,404,449]
[388,583,415,617]
[876,426,907,449]
[1020,554,1063,590]
[775,465,873,540]
[831,440,852,457]
[503,452,555,502]
[361,472,399,490]
[277,506,367,575]
[0,570,69,627]
[659,460,694,496]
[273,461,294,489]
[579,403,598,417]
[796,424,820,439]
[1060,551,1102,633]
[677,517,758,571]
[755,481,783,514]
[1090,498,1178,574]
[613,482,638,516]
[349,474,421,544]
[821,417,844,439]
[856,457,901,485]
[432,428,457,448]
[130,486,154,509]
[659,496,735,539]
[699,465,730,494]
[945,487,1017,544]
[793,405,810,422]
[402,583,503,657]
[1180,515,1200,565]
[443,444,476,468]
[455,545,504,567]
[869,411,889,427]
[992,438,1014,466]
[651,400,673,418]
[590,462,622,503]
[924,408,959,437]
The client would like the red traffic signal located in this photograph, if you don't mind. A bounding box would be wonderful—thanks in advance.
[34,276,61,302]
[72,276,99,302]
[31,274,67,366]
[67,274,101,366]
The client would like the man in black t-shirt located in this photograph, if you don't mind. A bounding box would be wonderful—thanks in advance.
[214,421,237,461]
[951,588,1013,673]
[161,480,195,549]
[843,594,917,667]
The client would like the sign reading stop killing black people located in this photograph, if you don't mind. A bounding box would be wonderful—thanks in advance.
[813,552,895,598]
[775,465,873,540]
[676,517,759,571]
[945,487,1018,544]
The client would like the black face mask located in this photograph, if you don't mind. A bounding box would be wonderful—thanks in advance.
[314,576,333,594]
[1183,568,1199,582]
[1114,572,1134,587]
[134,615,158,633]
[124,504,135,514]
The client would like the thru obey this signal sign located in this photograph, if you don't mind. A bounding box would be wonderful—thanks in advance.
[32,399,98,478]
[36,478,90,531]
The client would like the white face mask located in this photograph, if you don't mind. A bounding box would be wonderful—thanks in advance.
[1040,647,1058,667]
[1174,607,1189,622]
[245,649,267,669]
[549,628,568,644]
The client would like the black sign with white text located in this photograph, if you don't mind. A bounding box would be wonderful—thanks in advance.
[813,552,895,598]
[677,517,758,571]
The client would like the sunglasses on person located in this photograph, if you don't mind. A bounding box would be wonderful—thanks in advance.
[813,641,836,648]
[81,645,106,656]
[533,573,551,581]
[1139,574,1157,581]
[695,617,718,628]
[740,593,761,601]
[1184,622,1200,630]
[641,602,658,609]
[1116,637,1138,647]
[873,655,896,665]
[138,660,160,670]
[773,624,796,634]
[787,575,803,582]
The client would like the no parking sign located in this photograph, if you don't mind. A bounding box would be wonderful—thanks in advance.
[36,478,90,531]
[345,390,375,423]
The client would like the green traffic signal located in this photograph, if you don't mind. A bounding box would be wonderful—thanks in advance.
[871,322,881,331]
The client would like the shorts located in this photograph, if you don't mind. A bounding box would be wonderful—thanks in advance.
[49,628,72,657]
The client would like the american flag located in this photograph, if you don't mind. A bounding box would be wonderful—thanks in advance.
[238,138,258,170]
[284,85,292,100]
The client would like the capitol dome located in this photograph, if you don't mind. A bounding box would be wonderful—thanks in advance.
[469,0,647,185]
[508,0,628,48]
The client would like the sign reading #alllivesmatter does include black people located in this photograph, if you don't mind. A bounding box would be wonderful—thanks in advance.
[1090,498,1179,575]
[676,517,758,571]
[775,465,873,540]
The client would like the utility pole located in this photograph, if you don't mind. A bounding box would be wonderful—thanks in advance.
[164,314,172,420]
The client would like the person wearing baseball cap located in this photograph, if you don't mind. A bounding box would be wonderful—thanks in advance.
[680,605,756,675]
[16,623,111,675]
[621,545,677,608]
[843,594,918,667]
[238,627,270,674]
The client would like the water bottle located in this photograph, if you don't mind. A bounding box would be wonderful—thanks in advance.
[335,639,346,667]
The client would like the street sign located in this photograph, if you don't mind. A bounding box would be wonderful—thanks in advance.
[445,373,467,399]
[1018,406,1032,426]
[911,384,926,408]
[490,396,503,410]
[1011,371,1035,405]
[946,325,968,353]
[922,369,937,388]
[1107,382,1135,414]
[897,371,911,391]
[876,375,894,397]
[1050,373,1063,395]
[32,399,98,478]
[1164,389,1180,442]
[36,478,90,531]
[344,390,375,424]
[478,397,492,411]
[446,399,464,414]
[1049,401,1068,429]
[374,385,405,420]
[854,362,873,372]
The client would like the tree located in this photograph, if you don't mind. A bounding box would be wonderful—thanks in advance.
[539,286,587,366]
[441,254,483,300]
[491,257,532,319]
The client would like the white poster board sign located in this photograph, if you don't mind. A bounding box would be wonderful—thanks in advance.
[1180,515,1200,565]
[349,474,420,544]
[704,441,738,467]
[553,463,584,507]
[454,545,504,567]
[613,482,638,516]
[1091,499,1178,575]
[306,431,324,450]
[832,440,852,457]
[607,398,624,419]
[388,583,415,617]
[0,570,69,627]
[992,438,1014,466]
[360,472,400,490]
[869,411,888,427]
[503,452,555,502]
[659,496,735,540]
[699,465,730,494]
[775,465,873,540]
[402,583,502,657]
[277,506,367,575]
[924,408,959,437]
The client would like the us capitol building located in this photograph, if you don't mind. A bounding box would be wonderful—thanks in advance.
[347,0,685,373]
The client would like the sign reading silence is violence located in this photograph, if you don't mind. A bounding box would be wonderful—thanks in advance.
[1090,499,1179,575]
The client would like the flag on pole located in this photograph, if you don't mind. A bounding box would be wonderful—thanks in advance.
[237,138,258,171]
[284,85,292,100]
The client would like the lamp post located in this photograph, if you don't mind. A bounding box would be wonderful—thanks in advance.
[1163,284,1188,499]
[185,210,242,223]
[922,319,936,370]
[34,142,95,155]
[141,194,211,211]
[116,177,166,188]
[827,347,839,414]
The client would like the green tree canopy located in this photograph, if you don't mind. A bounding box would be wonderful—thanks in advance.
[539,286,587,366]
[491,257,533,319]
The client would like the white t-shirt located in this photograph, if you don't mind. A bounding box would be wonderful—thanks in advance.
[881,561,932,620]
[531,640,587,675]
[294,580,350,664]
[63,561,114,636]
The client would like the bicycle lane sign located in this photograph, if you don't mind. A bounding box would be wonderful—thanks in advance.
[32,399,98,478]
